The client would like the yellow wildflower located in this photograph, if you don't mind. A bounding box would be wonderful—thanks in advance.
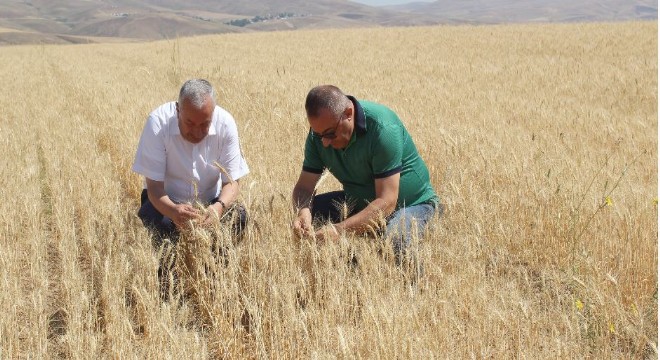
[604,196,613,207]
[575,299,584,311]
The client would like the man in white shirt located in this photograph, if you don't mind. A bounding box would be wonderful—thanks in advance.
[133,79,249,243]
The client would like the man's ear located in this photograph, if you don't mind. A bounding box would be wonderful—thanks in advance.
[344,106,353,119]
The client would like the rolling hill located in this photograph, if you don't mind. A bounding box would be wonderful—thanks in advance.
[389,0,658,23]
[0,0,439,44]
[0,0,655,45]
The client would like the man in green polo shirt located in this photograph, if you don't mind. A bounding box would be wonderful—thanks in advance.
[291,84,441,264]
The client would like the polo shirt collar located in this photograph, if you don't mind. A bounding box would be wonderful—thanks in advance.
[347,95,367,135]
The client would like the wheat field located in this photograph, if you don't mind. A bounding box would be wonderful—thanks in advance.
[0,21,657,358]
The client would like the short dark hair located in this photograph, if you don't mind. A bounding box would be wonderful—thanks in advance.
[305,85,350,118]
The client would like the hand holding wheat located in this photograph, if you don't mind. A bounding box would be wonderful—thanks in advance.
[292,210,314,239]
[313,224,340,244]
[171,203,202,229]
[198,203,222,227]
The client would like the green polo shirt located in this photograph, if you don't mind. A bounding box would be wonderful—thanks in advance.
[302,96,438,212]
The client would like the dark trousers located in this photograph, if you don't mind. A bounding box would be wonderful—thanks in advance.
[310,191,351,224]
[137,190,248,244]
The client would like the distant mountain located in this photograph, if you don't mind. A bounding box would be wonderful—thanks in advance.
[351,0,435,5]
[0,0,655,45]
[0,0,442,45]
[388,0,658,23]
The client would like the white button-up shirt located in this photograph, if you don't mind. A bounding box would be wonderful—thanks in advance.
[132,102,249,203]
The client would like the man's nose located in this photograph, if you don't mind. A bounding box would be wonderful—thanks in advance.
[322,137,332,147]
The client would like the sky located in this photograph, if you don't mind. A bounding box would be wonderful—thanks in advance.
[352,0,435,6]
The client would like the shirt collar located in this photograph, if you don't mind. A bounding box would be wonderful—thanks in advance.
[208,114,217,135]
[347,95,367,135]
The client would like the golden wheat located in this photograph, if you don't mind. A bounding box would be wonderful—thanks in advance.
[0,21,656,358]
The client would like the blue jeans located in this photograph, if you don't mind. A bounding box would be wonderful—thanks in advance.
[311,191,440,262]
[384,202,438,259]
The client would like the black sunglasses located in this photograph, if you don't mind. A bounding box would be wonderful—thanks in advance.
[310,116,343,140]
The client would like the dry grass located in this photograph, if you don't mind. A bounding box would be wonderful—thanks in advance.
[0,21,656,358]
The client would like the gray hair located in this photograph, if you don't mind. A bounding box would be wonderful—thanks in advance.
[178,79,216,109]
[305,85,350,118]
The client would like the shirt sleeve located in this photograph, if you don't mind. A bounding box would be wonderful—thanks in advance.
[217,114,249,183]
[132,115,166,181]
[371,123,404,179]
[302,133,324,174]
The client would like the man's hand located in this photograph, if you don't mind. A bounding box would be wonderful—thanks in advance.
[314,224,340,244]
[199,203,222,227]
[292,171,322,240]
[146,178,202,229]
[171,203,201,229]
[292,211,314,239]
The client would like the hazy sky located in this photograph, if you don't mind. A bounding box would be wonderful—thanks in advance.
[352,0,435,5]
